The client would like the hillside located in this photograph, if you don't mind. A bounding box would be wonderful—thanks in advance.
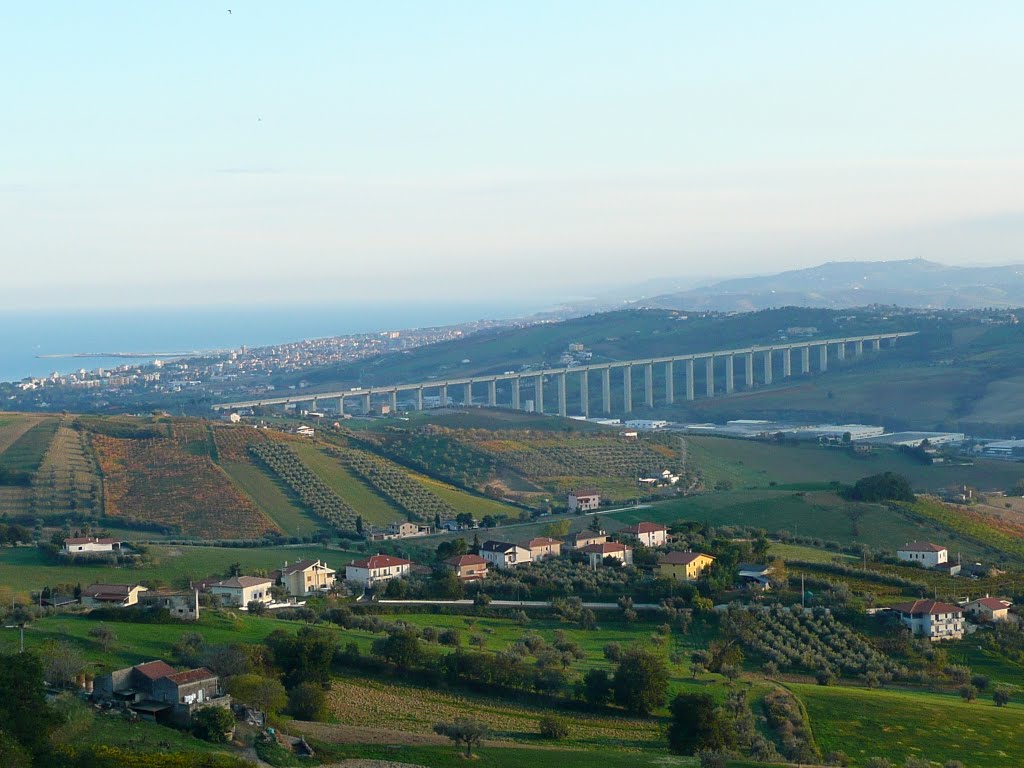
[637,258,1024,311]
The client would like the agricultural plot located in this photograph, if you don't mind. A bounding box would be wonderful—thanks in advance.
[94,434,279,539]
[796,683,1024,767]
[0,416,58,472]
[0,413,44,455]
[411,475,522,519]
[326,676,664,750]
[291,443,404,526]
[334,446,457,523]
[32,425,102,518]
[210,423,268,462]
[249,441,363,530]
[221,461,322,536]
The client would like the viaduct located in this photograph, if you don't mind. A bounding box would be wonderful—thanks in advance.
[212,332,917,418]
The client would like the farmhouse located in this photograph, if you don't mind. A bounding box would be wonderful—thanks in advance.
[62,536,124,555]
[658,551,715,581]
[890,599,965,640]
[94,661,230,727]
[81,583,148,608]
[567,490,600,512]
[445,554,489,580]
[345,554,412,587]
[565,530,609,549]
[277,560,336,596]
[521,536,562,559]
[581,541,633,568]
[210,576,274,607]
[621,522,669,547]
[480,541,532,570]
[897,541,948,568]
[964,596,1013,622]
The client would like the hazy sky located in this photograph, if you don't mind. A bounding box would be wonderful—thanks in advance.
[3,2,1023,309]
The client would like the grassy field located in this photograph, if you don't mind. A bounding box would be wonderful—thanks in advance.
[0,416,58,471]
[222,460,322,536]
[293,443,405,525]
[686,435,1024,493]
[604,490,944,552]
[0,413,43,454]
[412,473,522,519]
[794,682,1024,767]
[767,542,857,563]
[0,544,359,597]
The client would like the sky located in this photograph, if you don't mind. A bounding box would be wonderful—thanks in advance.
[3,2,1023,310]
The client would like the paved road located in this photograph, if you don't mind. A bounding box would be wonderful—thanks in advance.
[413,503,653,541]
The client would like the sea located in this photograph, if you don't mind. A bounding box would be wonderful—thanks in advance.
[0,301,549,384]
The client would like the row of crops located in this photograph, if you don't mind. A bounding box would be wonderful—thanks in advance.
[367,431,498,489]
[726,605,905,680]
[474,437,681,480]
[249,442,359,532]
[332,447,456,523]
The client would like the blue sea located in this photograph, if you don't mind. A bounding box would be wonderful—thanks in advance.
[0,301,548,384]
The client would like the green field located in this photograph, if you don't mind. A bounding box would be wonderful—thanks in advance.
[795,683,1024,767]
[686,435,1024,493]
[293,443,405,525]
[0,416,58,471]
[222,461,322,536]
[0,544,359,597]
[413,473,522,519]
[768,542,857,563]
[604,490,943,552]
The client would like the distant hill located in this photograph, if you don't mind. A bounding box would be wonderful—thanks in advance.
[635,259,1024,312]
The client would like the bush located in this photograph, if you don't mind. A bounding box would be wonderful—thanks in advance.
[191,706,235,743]
[287,682,327,721]
[993,686,1013,707]
[959,684,977,702]
[538,715,569,740]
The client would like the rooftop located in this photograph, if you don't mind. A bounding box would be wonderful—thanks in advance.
[348,554,412,569]
[890,599,963,616]
[660,551,714,566]
[898,541,947,553]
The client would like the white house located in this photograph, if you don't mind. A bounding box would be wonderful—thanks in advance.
[479,541,532,570]
[62,537,124,555]
[567,490,600,512]
[621,522,669,547]
[897,541,948,568]
[890,599,965,640]
[581,541,633,568]
[210,576,274,607]
[345,554,412,587]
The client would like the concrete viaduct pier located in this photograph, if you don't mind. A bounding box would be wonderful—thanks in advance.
[213,332,916,418]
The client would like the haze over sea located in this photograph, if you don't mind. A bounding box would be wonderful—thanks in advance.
[0,302,547,384]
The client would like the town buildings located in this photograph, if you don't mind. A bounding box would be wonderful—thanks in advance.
[521,537,562,560]
[581,541,633,568]
[445,554,489,580]
[94,661,230,726]
[964,596,1013,622]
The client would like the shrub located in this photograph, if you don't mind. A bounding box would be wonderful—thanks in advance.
[287,682,327,721]
[993,686,1013,707]
[538,715,569,740]
[191,706,235,743]
[959,684,977,702]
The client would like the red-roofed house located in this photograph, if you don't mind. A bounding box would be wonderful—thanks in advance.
[522,537,562,560]
[890,599,965,640]
[62,536,124,555]
[896,541,948,569]
[621,522,668,547]
[445,554,489,580]
[964,596,1013,622]
[345,554,412,587]
[581,541,633,568]
[93,661,229,726]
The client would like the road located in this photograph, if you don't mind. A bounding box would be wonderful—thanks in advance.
[377,598,662,611]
